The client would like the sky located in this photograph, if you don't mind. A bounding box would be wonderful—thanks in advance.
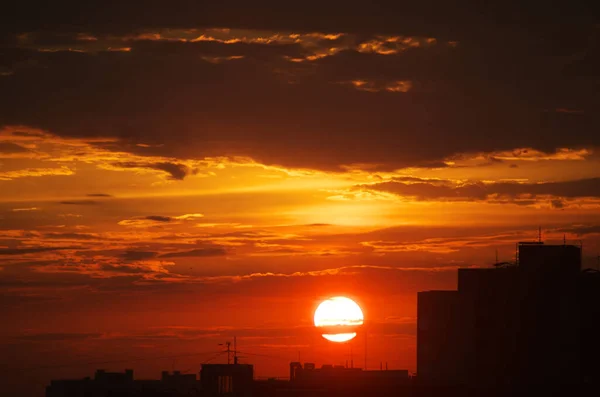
[1,2,600,396]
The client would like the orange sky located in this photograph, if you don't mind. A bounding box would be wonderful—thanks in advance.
[1,7,600,396]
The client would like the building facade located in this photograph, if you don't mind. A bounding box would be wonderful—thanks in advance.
[417,242,598,388]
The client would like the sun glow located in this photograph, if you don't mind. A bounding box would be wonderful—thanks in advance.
[314,296,364,342]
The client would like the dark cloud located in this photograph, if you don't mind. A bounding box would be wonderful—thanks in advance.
[363,177,600,202]
[59,200,98,205]
[0,12,598,171]
[0,246,75,255]
[362,179,488,201]
[15,332,101,342]
[0,142,29,153]
[491,178,600,198]
[112,161,192,180]
[10,130,45,138]
[159,247,228,258]
[145,215,172,222]
[86,193,112,197]
[556,225,600,236]
[0,294,59,306]
[43,232,99,240]
[99,263,156,274]
[1,1,596,39]
[122,251,158,261]
[131,39,306,60]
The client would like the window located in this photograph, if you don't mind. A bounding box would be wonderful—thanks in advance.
[218,375,233,394]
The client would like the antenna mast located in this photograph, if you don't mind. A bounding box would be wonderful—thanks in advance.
[538,226,542,243]
[226,341,231,364]
[234,336,238,365]
[364,324,367,370]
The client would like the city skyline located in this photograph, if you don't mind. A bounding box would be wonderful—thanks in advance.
[42,241,600,396]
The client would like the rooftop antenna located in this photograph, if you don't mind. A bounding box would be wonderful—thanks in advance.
[564,234,567,245]
[538,226,542,243]
[495,249,499,264]
[218,341,232,364]
[234,336,238,365]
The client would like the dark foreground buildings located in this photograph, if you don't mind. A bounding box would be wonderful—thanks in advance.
[46,365,254,397]
[418,241,600,391]
[46,363,409,397]
[46,241,600,397]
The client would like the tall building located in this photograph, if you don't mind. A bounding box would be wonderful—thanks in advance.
[416,291,465,385]
[417,242,595,388]
[579,269,600,385]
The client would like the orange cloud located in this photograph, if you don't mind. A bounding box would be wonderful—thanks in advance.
[0,166,73,180]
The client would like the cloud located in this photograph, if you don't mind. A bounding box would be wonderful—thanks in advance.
[16,332,102,342]
[0,142,30,153]
[159,247,227,258]
[341,79,413,93]
[0,19,597,171]
[0,247,75,255]
[0,167,74,181]
[173,213,204,220]
[359,177,600,205]
[112,161,193,180]
[117,215,172,227]
[59,200,98,205]
[556,225,600,236]
[122,251,158,261]
[43,232,100,240]
[86,193,112,197]
[118,214,206,227]
[145,215,172,222]
[11,207,39,212]
[98,263,160,274]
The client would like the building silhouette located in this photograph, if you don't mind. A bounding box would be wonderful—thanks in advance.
[254,362,410,397]
[45,240,600,396]
[201,364,254,396]
[417,241,600,389]
[288,361,409,386]
[46,365,253,397]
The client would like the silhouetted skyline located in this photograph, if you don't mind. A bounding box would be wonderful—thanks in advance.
[44,241,600,396]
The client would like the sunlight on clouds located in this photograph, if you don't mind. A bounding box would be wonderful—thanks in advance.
[173,213,204,220]
[0,166,74,180]
[357,36,438,55]
[11,28,455,67]
[343,80,413,93]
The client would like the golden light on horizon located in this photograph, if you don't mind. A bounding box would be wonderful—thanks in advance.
[314,296,364,342]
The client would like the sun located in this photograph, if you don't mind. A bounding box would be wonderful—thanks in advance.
[314,296,364,342]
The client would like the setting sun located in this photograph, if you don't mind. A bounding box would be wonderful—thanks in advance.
[314,297,364,342]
